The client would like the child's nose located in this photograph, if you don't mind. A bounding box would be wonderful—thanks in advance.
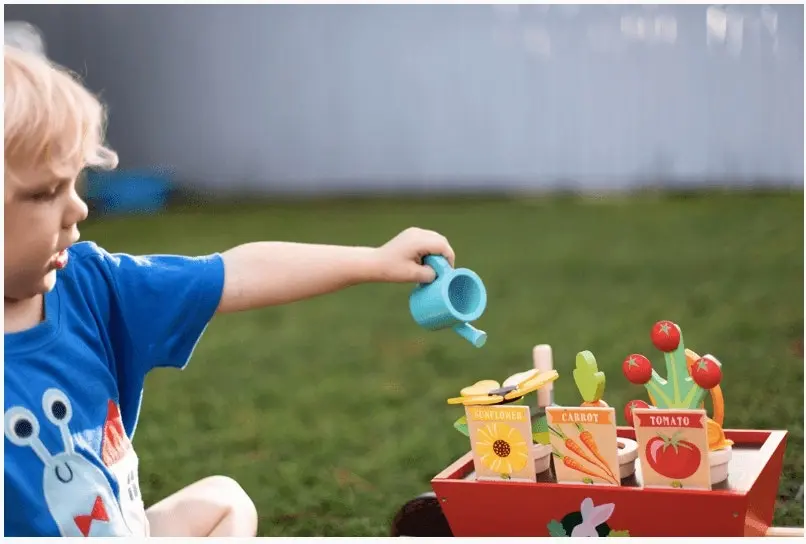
[64,189,89,226]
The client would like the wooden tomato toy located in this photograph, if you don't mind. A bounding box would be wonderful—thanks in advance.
[621,320,734,485]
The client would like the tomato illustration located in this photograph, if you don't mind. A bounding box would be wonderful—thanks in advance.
[650,320,681,352]
[645,432,701,480]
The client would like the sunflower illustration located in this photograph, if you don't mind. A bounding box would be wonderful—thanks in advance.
[475,422,530,474]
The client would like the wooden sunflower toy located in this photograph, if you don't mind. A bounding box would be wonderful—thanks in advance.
[448,367,559,483]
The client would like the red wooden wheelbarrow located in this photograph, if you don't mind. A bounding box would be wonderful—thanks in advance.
[391,427,802,537]
[391,323,803,538]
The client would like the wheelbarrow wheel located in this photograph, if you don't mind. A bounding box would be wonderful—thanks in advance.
[390,492,453,537]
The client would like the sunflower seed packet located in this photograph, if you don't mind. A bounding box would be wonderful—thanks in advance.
[466,404,537,482]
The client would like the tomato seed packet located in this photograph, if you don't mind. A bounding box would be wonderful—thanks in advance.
[632,408,711,490]
[546,406,620,486]
[466,404,537,482]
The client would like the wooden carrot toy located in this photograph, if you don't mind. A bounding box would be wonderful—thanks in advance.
[568,350,639,480]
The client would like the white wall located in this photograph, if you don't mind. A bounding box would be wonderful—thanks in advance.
[5,4,804,194]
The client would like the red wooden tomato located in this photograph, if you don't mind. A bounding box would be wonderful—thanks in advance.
[623,399,650,427]
[691,355,722,389]
[645,432,702,480]
[622,354,652,384]
[650,320,681,352]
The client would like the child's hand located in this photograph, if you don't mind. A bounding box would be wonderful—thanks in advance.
[373,227,456,284]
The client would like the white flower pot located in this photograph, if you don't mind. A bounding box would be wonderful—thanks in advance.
[532,443,552,474]
[709,445,732,485]
[617,437,638,480]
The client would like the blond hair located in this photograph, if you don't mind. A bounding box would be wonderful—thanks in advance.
[4,45,118,183]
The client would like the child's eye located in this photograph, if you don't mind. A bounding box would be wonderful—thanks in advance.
[29,190,57,201]
[28,181,68,202]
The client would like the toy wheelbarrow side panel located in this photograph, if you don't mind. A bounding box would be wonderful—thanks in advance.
[743,430,788,536]
[433,472,745,537]
[431,428,789,537]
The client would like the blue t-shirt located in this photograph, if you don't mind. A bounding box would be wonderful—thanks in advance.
[4,241,225,537]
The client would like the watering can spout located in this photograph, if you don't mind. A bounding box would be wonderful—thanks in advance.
[453,323,487,348]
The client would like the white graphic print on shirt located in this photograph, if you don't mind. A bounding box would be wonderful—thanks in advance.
[4,389,149,536]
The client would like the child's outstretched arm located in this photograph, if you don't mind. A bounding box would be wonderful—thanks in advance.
[217,227,455,313]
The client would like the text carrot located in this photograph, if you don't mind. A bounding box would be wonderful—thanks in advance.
[575,423,618,482]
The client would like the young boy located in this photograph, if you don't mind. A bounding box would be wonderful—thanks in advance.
[4,45,457,537]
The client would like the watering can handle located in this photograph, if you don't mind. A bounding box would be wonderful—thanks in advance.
[422,255,452,279]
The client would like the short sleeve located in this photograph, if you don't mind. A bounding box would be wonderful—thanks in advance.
[73,242,225,376]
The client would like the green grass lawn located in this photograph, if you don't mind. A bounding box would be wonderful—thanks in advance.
[83,191,804,536]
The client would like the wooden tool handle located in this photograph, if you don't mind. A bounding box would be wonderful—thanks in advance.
[765,526,805,537]
[532,344,553,408]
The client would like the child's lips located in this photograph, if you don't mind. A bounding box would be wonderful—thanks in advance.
[54,249,69,270]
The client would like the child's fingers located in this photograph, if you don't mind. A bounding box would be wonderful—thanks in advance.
[415,264,437,284]
[417,230,455,267]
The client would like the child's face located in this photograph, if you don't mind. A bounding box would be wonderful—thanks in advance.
[4,163,89,301]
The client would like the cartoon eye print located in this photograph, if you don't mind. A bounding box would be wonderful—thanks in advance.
[5,406,41,447]
[43,388,73,425]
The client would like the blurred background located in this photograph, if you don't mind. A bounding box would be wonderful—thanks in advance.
[5,3,803,536]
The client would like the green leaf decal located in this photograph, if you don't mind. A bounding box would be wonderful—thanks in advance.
[547,519,568,537]
[453,416,469,436]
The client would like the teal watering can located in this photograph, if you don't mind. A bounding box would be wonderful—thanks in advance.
[409,255,488,347]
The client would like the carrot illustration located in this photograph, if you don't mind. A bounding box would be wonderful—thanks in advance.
[575,422,618,482]
[551,448,617,484]
[548,425,616,483]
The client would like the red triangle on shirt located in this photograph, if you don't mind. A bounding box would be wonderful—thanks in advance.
[74,514,92,537]
[101,400,131,467]
[91,495,109,522]
[74,496,108,536]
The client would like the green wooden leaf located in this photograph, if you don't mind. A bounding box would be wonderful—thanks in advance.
[573,350,606,403]
[547,519,568,537]
[533,431,550,445]
[532,415,551,445]
[453,416,469,436]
